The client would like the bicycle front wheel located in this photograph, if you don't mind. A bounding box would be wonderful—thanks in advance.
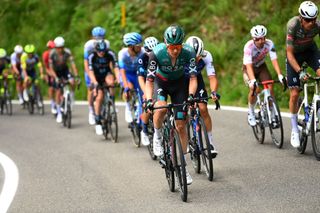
[28,97,34,115]
[66,95,72,129]
[36,90,44,115]
[187,119,201,174]
[311,100,320,160]
[268,97,283,148]
[172,130,188,202]
[198,117,213,181]
[147,117,157,160]
[108,102,118,143]
[252,111,265,144]
[297,98,308,154]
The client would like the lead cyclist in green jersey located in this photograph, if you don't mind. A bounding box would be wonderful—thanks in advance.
[145,25,197,184]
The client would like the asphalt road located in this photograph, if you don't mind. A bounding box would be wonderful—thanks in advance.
[0,104,320,213]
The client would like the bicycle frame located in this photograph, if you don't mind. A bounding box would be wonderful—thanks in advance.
[298,77,320,135]
[256,80,275,126]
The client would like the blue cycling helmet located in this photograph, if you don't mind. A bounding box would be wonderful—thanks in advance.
[92,26,106,38]
[123,32,143,46]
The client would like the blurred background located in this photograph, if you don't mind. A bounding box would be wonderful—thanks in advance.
[1,0,319,108]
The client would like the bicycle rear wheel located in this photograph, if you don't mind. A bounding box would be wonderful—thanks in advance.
[172,130,188,202]
[252,111,265,144]
[268,97,283,148]
[198,117,213,181]
[187,120,201,174]
[311,100,320,160]
[108,102,118,143]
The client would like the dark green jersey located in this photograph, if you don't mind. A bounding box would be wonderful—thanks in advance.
[147,43,196,81]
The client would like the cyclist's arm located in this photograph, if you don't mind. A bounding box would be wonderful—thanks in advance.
[21,54,28,79]
[286,45,300,73]
[118,51,129,88]
[187,54,198,96]
[203,50,218,92]
[69,56,78,76]
[48,58,58,79]
[245,63,255,81]
[271,59,282,76]
[138,75,146,94]
[146,51,157,100]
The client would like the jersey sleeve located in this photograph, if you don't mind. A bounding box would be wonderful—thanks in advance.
[267,40,277,61]
[65,48,75,64]
[137,54,147,77]
[118,49,126,69]
[88,53,94,71]
[146,51,158,81]
[286,17,297,47]
[108,49,119,68]
[243,41,253,65]
[202,50,216,76]
[186,48,197,76]
[20,53,27,70]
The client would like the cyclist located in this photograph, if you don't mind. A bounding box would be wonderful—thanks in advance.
[88,41,116,135]
[118,32,145,123]
[243,25,284,126]
[21,44,44,102]
[0,48,11,79]
[185,36,219,157]
[10,45,24,104]
[286,1,320,148]
[145,25,197,184]
[42,40,57,114]
[49,36,79,123]
[137,36,159,146]
[84,26,112,125]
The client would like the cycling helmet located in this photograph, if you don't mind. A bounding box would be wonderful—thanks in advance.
[250,25,267,38]
[143,37,159,52]
[0,48,6,58]
[24,44,35,54]
[299,1,318,19]
[164,25,185,45]
[47,40,55,49]
[14,45,23,54]
[54,36,65,48]
[95,40,107,52]
[186,36,204,57]
[123,32,143,46]
[92,26,106,38]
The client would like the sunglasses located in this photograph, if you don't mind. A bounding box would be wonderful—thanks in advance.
[167,44,182,50]
[303,17,317,23]
[253,37,265,42]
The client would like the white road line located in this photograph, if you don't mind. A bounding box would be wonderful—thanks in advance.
[0,153,19,213]
[11,100,292,118]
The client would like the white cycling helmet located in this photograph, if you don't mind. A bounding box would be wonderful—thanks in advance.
[143,37,159,52]
[250,25,267,38]
[186,36,204,57]
[54,36,65,48]
[14,45,23,54]
[299,1,318,19]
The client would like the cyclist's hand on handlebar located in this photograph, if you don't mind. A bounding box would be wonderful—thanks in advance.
[211,91,220,101]
[187,94,195,104]
[145,99,154,113]
[249,79,257,89]
[299,70,310,82]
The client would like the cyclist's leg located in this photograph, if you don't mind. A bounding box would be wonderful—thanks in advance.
[287,54,304,147]
[105,73,115,98]
[47,75,56,113]
[124,73,136,123]
[243,65,258,125]
[305,44,320,77]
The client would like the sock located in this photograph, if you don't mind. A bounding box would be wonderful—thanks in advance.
[89,105,94,114]
[291,114,298,132]
[207,131,214,146]
[248,103,255,114]
[154,128,162,138]
[126,101,130,109]
[51,100,55,108]
[57,105,61,114]
[95,115,101,124]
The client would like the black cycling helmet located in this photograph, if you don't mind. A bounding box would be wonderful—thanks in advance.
[164,24,185,45]
[95,40,107,52]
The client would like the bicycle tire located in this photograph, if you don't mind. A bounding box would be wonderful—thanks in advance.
[67,95,72,129]
[297,98,308,154]
[252,111,265,144]
[36,90,45,115]
[130,120,141,147]
[199,117,214,181]
[108,102,118,143]
[311,100,320,160]
[28,97,34,115]
[147,117,157,160]
[172,130,188,202]
[0,99,3,114]
[268,97,284,148]
[6,97,12,116]
[187,120,201,174]
[162,124,175,192]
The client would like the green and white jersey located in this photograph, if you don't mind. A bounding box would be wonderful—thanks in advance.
[147,43,196,81]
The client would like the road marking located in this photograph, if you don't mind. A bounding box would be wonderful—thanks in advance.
[11,100,292,118]
[0,153,19,213]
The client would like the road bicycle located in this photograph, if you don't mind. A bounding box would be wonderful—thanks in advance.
[297,64,320,160]
[25,77,44,115]
[96,84,118,142]
[58,79,73,128]
[151,102,188,202]
[128,89,142,147]
[187,97,220,181]
[0,74,13,115]
[251,80,285,148]
[146,114,156,160]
